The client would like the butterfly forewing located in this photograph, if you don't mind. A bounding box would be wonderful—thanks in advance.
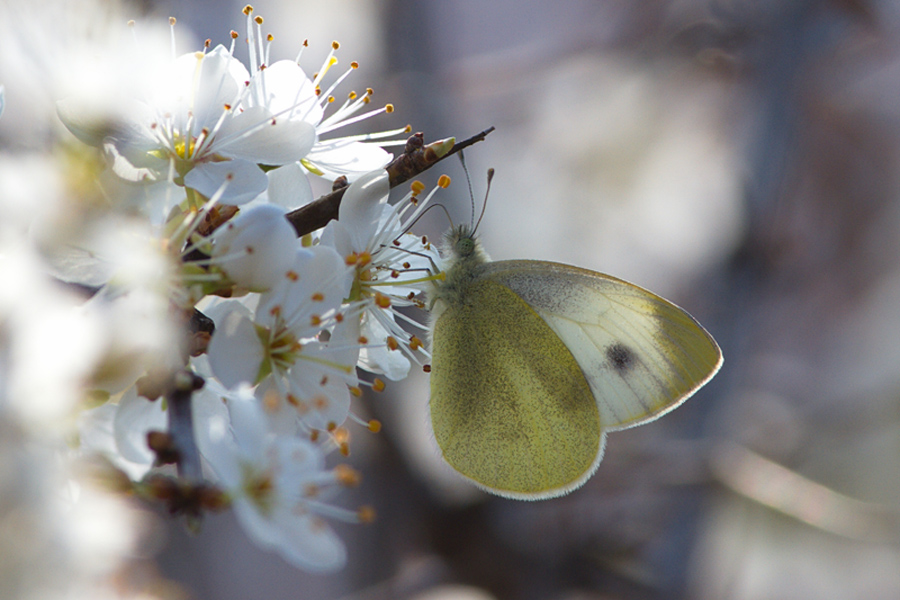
[429,276,604,499]
[482,260,723,430]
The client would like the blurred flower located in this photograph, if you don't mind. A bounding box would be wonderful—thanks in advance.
[200,391,363,571]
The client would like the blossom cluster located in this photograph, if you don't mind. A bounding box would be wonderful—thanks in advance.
[0,3,451,587]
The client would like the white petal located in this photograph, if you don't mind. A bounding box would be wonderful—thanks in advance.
[244,60,320,122]
[208,309,265,388]
[217,105,316,165]
[358,314,411,380]
[337,169,390,250]
[113,386,166,466]
[306,141,392,182]
[165,46,248,134]
[78,403,153,481]
[266,163,314,209]
[212,204,298,291]
[184,159,268,205]
[275,512,347,572]
[287,365,351,431]
[257,245,350,329]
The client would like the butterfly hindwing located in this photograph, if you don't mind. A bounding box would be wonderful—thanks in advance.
[481,260,723,430]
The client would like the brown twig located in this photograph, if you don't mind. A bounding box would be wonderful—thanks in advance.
[285,127,495,237]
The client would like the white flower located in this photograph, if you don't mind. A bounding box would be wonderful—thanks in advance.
[93,43,314,205]
[200,392,365,572]
[207,244,359,433]
[234,6,406,192]
[320,169,444,380]
[211,203,299,291]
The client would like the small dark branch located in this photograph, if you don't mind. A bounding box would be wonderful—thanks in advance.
[443,126,495,160]
[166,370,206,483]
[285,127,495,237]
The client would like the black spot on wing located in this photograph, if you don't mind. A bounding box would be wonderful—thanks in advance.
[606,343,634,374]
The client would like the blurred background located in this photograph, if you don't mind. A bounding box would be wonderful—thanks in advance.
[9,0,900,598]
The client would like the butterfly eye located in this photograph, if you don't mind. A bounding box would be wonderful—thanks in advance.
[456,237,475,257]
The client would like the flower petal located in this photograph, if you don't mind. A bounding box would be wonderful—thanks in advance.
[267,163,314,209]
[208,308,265,388]
[184,159,268,205]
[217,105,316,165]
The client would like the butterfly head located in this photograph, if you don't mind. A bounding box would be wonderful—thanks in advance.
[443,224,489,266]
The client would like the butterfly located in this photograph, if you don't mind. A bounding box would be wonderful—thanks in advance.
[425,224,722,499]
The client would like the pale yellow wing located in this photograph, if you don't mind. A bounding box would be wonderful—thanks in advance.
[429,277,605,500]
[482,260,723,431]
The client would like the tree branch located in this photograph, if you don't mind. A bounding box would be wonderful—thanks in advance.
[285,127,495,237]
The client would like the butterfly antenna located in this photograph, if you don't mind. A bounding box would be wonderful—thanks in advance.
[457,150,478,228]
[473,168,494,234]
[400,202,454,238]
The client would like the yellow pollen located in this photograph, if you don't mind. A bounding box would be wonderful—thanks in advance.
[231,30,239,39]
[328,95,335,103]
[350,61,359,69]
[255,16,263,25]
[367,419,382,433]
[363,97,370,105]
[348,91,357,100]
[404,124,412,133]
[339,443,350,456]
[242,5,253,16]
[332,40,340,50]
[169,16,177,25]
[334,464,361,486]
[311,292,325,302]
[286,270,299,281]
[357,506,376,523]
[386,336,399,351]
[357,252,372,268]
[437,174,451,188]
[385,104,394,113]
[267,33,274,41]
[350,386,362,397]
[310,430,320,442]
[310,315,322,326]
[402,261,411,269]
[374,293,391,309]
[358,336,369,344]
[223,103,232,110]
[263,389,280,412]
[409,336,423,351]
[366,88,374,95]
[345,253,359,266]
[372,378,386,393]
[410,180,425,195]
